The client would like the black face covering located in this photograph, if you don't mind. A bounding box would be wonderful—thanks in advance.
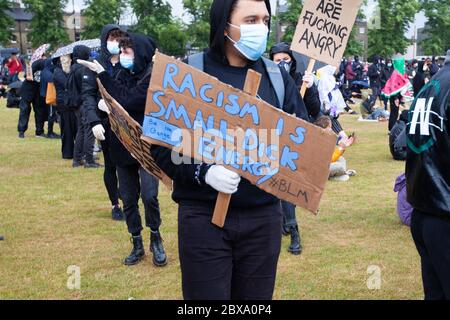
[209,0,271,62]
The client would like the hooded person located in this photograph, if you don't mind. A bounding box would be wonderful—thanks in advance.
[69,45,100,169]
[78,32,167,268]
[53,54,78,160]
[269,42,321,120]
[40,58,59,139]
[81,24,127,222]
[367,54,382,107]
[148,0,309,300]
[406,50,450,300]
[413,60,427,98]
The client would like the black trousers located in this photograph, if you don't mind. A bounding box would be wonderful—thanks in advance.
[411,209,450,300]
[178,202,282,300]
[60,109,78,159]
[389,97,400,132]
[100,123,119,206]
[369,85,380,108]
[17,96,46,135]
[74,108,95,163]
[117,164,161,234]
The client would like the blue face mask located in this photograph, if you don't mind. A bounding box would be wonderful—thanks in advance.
[120,55,134,70]
[227,23,269,61]
[107,41,120,55]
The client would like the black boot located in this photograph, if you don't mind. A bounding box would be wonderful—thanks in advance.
[282,224,291,236]
[288,226,302,255]
[150,230,167,267]
[124,235,145,266]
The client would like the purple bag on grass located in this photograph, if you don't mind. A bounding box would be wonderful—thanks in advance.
[394,173,413,227]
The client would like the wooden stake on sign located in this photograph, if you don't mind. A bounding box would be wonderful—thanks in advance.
[211,69,262,228]
[300,59,316,98]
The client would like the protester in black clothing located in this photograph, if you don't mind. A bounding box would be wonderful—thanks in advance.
[82,25,126,221]
[54,54,78,159]
[367,55,382,109]
[381,59,394,110]
[40,58,60,139]
[148,0,308,300]
[68,45,101,169]
[352,55,364,80]
[389,110,408,160]
[79,33,167,267]
[430,56,440,78]
[413,61,428,97]
[406,51,450,300]
[17,59,47,138]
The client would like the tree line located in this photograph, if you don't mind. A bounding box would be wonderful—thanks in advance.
[0,0,449,58]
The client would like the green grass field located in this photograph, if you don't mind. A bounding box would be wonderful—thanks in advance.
[0,99,422,300]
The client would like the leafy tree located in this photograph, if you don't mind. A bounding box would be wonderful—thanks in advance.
[130,0,187,56]
[23,0,70,49]
[344,3,368,58]
[0,0,14,46]
[182,0,212,50]
[82,0,125,39]
[279,0,303,44]
[368,0,419,58]
[420,0,450,56]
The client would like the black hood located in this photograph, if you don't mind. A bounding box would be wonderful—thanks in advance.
[127,33,157,77]
[269,42,298,76]
[73,45,91,62]
[101,24,123,58]
[209,0,271,62]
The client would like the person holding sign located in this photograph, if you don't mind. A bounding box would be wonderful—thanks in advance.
[79,34,168,268]
[150,0,309,300]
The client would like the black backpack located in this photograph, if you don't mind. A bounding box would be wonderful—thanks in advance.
[64,66,82,109]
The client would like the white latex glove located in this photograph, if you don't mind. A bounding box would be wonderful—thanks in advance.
[98,99,110,114]
[92,124,106,141]
[77,59,105,74]
[205,165,241,194]
[303,72,315,89]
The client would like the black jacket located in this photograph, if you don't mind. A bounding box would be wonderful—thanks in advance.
[151,0,310,208]
[53,67,68,110]
[82,24,128,127]
[381,64,394,88]
[67,45,91,108]
[406,62,450,218]
[368,63,382,88]
[98,32,157,167]
[20,59,45,102]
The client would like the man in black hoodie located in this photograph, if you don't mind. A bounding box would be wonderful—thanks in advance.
[69,45,101,168]
[149,0,309,300]
[367,55,382,109]
[79,33,167,268]
[406,50,450,300]
[82,25,126,221]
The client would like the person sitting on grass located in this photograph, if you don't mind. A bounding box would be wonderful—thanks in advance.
[314,116,356,182]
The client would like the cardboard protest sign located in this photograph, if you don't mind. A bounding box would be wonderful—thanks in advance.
[291,0,363,67]
[142,52,336,215]
[97,80,172,189]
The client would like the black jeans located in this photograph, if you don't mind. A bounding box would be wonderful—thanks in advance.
[47,105,58,135]
[17,97,46,135]
[74,108,95,163]
[389,97,400,132]
[411,209,450,300]
[178,201,282,300]
[281,201,300,230]
[117,164,161,234]
[60,109,78,159]
[369,85,380,108]
[100,121,119,207]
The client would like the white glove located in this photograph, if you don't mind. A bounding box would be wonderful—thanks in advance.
[77,59,105,74]
[303,72,315,89]
[205,165,241,194]
[92,124,106,141]
[98,99,110,114]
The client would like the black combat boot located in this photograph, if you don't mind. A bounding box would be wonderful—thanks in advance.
[150,230,167,267]
[288,226,302,255]
[124,235,145,266]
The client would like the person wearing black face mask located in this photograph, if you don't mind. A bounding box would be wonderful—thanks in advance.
[79,33,167,268]
[149,0,309,300]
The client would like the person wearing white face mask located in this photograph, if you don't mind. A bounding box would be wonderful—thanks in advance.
[149,0,309,300]
[81,25,127,222]
[79,33,168,268]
